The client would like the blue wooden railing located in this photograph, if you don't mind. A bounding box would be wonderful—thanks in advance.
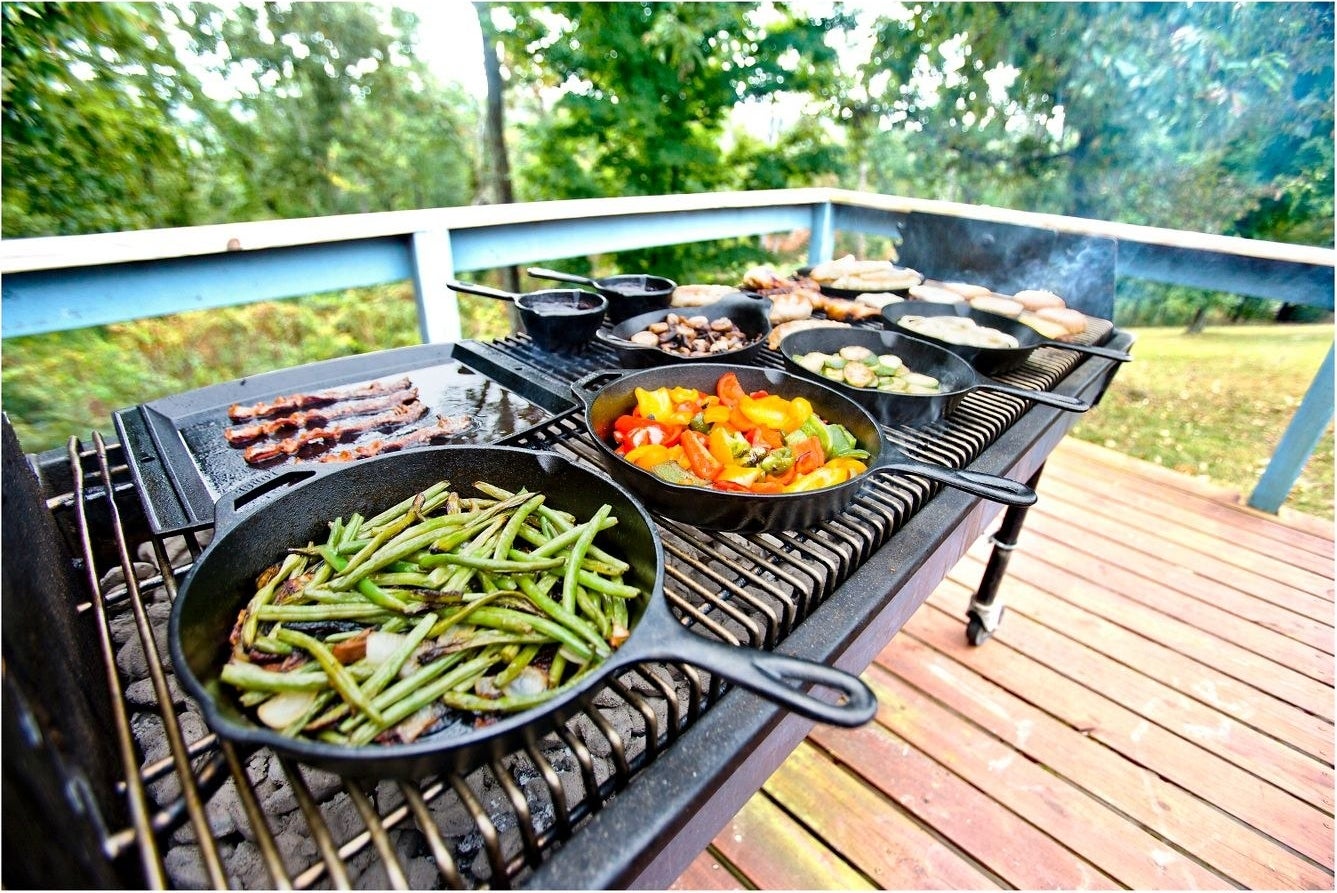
[2,188,1332,513]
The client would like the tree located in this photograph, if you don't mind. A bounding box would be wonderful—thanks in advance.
[179,1,479,221]
[483,2,851,278]
[2,2,199,236]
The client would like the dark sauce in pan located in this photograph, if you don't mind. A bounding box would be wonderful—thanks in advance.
[180,361,550,500]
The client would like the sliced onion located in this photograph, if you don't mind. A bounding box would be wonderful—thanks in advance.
[503,666,550,698]
[364,631,406,667]
[256,690,317,730]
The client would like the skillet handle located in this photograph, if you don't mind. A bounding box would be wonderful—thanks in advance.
[527,267,596,288]
[569,369,629,411]
[974,380,1091,413]
[665,634,876,727]
[445,279,518,301]
[877,456,1037,507]
[1042,340,1132,363]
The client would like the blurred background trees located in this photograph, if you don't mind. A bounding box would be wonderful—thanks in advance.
[5,1,1329,255]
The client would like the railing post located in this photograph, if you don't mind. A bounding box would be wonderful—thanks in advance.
[410,229,461,343]
[808,201,835,269]
[1247,342,1335,513]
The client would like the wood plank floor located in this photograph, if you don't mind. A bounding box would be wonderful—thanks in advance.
[671,436,1334,891]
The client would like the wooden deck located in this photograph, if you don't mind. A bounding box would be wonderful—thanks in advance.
[671,436,1334,890]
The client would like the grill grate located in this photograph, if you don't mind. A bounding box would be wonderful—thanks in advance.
[53,322,1111,889]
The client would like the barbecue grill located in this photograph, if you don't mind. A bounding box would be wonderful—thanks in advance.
[2,314,1131,889]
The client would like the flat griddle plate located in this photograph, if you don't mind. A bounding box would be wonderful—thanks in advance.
[113,343,568,534]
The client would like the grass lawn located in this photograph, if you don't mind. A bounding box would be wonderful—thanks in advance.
[1067,324,1333,519]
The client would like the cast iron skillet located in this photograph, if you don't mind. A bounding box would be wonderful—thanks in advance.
[777,327,1091,428]
[571,364,1036,533]
[169,446,876,779]
[882,301,1132,376]
[594,294,772,368]
[446,280,606,352]
[527,266,677,323]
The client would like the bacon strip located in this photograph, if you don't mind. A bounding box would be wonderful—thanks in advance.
[318,415,475,463]
[224,388,419,445]
[227,377,413,422]
[242,402,429,464]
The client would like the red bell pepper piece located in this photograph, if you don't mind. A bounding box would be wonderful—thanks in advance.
[679,430,723,481]
[793,435,825,475]
[716,372,749,407]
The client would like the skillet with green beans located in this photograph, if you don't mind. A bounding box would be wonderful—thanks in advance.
[221,478,645,747]
[792,344,941,393]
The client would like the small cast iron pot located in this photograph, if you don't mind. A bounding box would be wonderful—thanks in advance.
[594,294,772,368]
[169,446,875,779]
[447,280,606,353]
[527,267,677,323]
[777,327,1090,428]
[572,364,1036,533]
[882,301,1132,376]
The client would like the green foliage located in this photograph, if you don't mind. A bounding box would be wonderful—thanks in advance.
[178,2,479,221]
[1,2,199,235]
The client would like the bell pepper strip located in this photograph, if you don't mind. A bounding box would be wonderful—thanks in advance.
[715,372,749,407]
[679,430,723,481]
[792,435,825,475]
[623,443,675,470]
[785,465,852,493]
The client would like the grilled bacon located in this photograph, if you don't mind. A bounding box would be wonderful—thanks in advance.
[224,388,420,445]
[317,415,475,463]
[227,377,413,422]
[241,401,429,464]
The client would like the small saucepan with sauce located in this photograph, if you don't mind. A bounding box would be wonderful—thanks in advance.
[447,280,607,353]
[526,267,677,323]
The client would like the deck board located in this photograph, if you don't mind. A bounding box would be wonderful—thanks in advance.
[671,436,1334,891]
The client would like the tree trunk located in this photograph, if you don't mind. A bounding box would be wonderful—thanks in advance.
[1185,304,1209,334]
[477,4,520,294]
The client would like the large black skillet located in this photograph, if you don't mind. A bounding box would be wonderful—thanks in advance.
[571,364,1036,533]
[777,327,1091,428]
[594,294,772,368]
[882,301,1133,376]
[168,446,876,779]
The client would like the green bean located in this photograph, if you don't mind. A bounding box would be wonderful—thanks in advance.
[438,679,586,713]
[493,644,541,688]
[222,661,330,693]
[275,628,383,723]
[253,603,391,622]
[562,504,611,613]
[348,652,497,745]
[335,502,419,581]
[573,584,610,640]
[493,493,546,561]
[514,576,610,658]
[363,481,448,529]
[251,635,295,656]
[418,552,565,573]
[317,547,411,613]
[241,551,305,648]
[576,568,642,600]
[425,590,509,638]
[467,606,595,663]
[549,652,567,687]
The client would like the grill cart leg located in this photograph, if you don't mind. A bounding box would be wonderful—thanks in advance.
[966,463,1045,646]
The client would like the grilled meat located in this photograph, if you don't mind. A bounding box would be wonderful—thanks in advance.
[317,415,475,462]
[227,376,413,422]
[224,388,420,445]
[241,401,429,464]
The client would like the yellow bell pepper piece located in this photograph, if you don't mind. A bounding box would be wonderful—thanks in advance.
[783,465,852,493]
